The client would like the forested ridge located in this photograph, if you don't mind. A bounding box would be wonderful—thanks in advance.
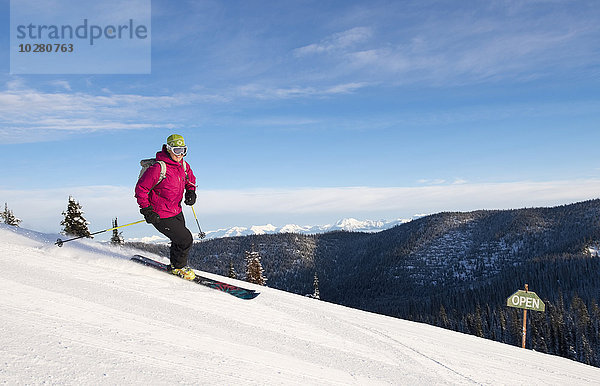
[129,199,600,367]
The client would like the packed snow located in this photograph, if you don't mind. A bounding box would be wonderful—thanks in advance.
[1,224,599,385]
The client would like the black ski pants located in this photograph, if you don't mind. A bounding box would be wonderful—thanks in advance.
[152,212,193,269]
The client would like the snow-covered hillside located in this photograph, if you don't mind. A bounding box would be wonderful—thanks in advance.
[2,224,600,385]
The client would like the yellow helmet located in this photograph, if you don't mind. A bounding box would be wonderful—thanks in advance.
[166,134,185,147]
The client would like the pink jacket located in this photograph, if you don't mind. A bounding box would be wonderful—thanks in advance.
[135,145,197,219]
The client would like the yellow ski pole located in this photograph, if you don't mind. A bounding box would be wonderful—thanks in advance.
[56,219,145,247]
[190,205,206,239]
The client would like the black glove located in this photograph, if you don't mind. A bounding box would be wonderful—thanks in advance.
[140,206,160,224]
[184,190,197,206]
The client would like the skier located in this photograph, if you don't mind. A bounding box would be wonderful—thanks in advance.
[135,134,197,280]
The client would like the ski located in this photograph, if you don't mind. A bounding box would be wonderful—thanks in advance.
[131,255,260,300]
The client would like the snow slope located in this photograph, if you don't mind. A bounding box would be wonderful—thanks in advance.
[1,224,599,385]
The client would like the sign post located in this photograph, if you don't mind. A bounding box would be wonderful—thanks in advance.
[506,284,546,348]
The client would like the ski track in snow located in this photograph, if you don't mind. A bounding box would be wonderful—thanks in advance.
[1,224,600,385]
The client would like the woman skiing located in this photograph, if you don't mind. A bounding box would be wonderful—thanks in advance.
[135,134,197,280]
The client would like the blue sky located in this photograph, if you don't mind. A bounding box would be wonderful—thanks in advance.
[1,0,600,240]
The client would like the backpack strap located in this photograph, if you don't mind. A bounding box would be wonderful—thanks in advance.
[154,160,167,189]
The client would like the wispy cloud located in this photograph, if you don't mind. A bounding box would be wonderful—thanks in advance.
[0,76,375,143]
[233,82,369,100]
[5,178,600,236]
[294,27,373,56]
[289,3,599,86]
[417,178,467,186]
[0,81,224,143]
[48,80,72,91]
[197,179,600,216]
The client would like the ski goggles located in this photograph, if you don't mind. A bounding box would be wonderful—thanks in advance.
[167,145,187,156]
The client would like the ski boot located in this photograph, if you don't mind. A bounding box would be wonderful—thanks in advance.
[169,265,196,281]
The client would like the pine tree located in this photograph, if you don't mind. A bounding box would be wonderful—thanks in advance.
[312,272,320,299]
[438,304,449,329]
[1,203,22,226]
[245,246,266,286]
[60,196,91,238]
[571,295,593,364]
[227,261,237,279]
[110,218,124,245]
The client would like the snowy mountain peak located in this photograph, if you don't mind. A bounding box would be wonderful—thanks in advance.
[249,223,277,234]
[334,217,387,231]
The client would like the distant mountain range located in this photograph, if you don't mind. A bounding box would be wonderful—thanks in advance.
[128,216,425,242]
[203,216,426,239]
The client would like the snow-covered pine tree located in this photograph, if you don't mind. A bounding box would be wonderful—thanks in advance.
[227,261,237,279]
[60,196,91,238]
[312,272,320,299]
[1,203,22,226]
[245,246,267,286]
[110,217,124,245]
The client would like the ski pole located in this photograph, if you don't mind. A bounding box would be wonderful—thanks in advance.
[55,219,145,247]
[190,205,206,239]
